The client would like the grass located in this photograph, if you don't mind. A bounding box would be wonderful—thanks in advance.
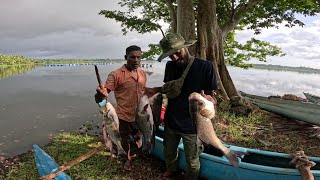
[214,111,265,146]
[3,133,165,179]
[2,111,320,179]
[214,110,320,157]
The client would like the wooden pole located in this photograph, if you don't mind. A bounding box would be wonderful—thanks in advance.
[40,143,104,180]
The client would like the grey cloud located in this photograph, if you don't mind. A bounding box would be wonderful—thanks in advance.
[0,0,163,59]
[0,0,122,39]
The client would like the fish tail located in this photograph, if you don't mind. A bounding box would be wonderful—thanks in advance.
[225,150,245,167]
[117,148,127,156]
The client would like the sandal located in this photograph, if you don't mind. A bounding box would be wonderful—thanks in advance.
[123,160,132,171]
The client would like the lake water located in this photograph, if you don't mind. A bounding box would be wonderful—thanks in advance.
[1,62,320,158]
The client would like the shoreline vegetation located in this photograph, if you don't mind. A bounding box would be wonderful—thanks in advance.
[0,54,125,67]
[1,54,320,74]
[252,64,320,74]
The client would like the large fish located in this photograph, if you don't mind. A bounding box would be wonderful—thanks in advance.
[100,101,126,156]
[136,94,155,153]
[148,92,163,131]
[189,92,243,167]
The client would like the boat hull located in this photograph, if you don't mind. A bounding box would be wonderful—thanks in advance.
[304,92,320,104]
[240,91,320,126]
[33,144,72,180]
[151,128,320,180]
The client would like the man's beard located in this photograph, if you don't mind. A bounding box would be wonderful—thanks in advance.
[176,57,188,67]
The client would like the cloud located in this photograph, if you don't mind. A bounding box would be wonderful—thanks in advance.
[1,0,320,68]
[235,14,320,68]
[0,0,164,59]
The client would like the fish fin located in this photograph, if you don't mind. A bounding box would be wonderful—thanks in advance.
[225,150,246,167]
[103,127,113,153]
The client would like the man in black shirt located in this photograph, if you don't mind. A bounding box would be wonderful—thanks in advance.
[158,33,218,180]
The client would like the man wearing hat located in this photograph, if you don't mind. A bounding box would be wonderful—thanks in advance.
[158,33,218,180]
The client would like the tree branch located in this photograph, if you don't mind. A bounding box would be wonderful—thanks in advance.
[165,0,177,32]
[221,0,262,38]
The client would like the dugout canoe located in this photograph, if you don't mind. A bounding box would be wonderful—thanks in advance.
[240,91,320,126]
[304,92,320,104]
[151,128,320,180]
[33,144,72,180]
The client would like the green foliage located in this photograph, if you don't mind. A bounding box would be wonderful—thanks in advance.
[3,133,164,179]
[141,44,162,60]
[240,0,320,34]
[100,0,320,68]
[0,54,34,65]
[214,111,266,146]
[224,32,286,68]
[99,0,169,35]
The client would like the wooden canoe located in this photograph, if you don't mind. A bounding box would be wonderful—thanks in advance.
[304,92,320,104]
[33,144,72,180]
[240,91,320,126]
[151,128,320,180]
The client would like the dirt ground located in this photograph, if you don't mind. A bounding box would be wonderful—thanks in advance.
[1,110,319,178]
[222,110,320,157]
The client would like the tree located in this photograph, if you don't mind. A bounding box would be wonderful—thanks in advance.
[99,0,320,103]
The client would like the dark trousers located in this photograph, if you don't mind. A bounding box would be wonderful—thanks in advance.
[119,119,139,157]
[164,126,203,180]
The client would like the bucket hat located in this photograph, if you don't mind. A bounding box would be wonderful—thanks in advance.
[157,33,196,62]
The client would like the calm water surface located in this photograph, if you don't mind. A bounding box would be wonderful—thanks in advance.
[0,62,320,157]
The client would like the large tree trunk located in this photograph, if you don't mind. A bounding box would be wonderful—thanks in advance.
[170,0,241,105]
[198,0,230,101]
[196,0,207,59]
[165,0,177,33]
[176,0,196,54]
[216,29,239,98]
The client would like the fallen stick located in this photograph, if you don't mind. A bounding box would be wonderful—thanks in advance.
[40,143,104,180]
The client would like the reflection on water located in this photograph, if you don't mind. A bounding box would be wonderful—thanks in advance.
[0,65,37,79]
[0,62,319,158]
[229,67,320,97]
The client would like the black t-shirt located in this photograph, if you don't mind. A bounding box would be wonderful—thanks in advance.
[163,58,218,134]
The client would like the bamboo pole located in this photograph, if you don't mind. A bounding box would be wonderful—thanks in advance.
[40,143,104,180]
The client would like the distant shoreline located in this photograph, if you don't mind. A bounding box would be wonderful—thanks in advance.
[250,64,320,74]
[2,54,319,74]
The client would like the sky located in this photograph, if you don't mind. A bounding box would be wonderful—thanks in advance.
[0,0,320,68]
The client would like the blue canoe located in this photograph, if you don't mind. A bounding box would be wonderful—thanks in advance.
[33,144,72,180]
[151,128,320,180]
